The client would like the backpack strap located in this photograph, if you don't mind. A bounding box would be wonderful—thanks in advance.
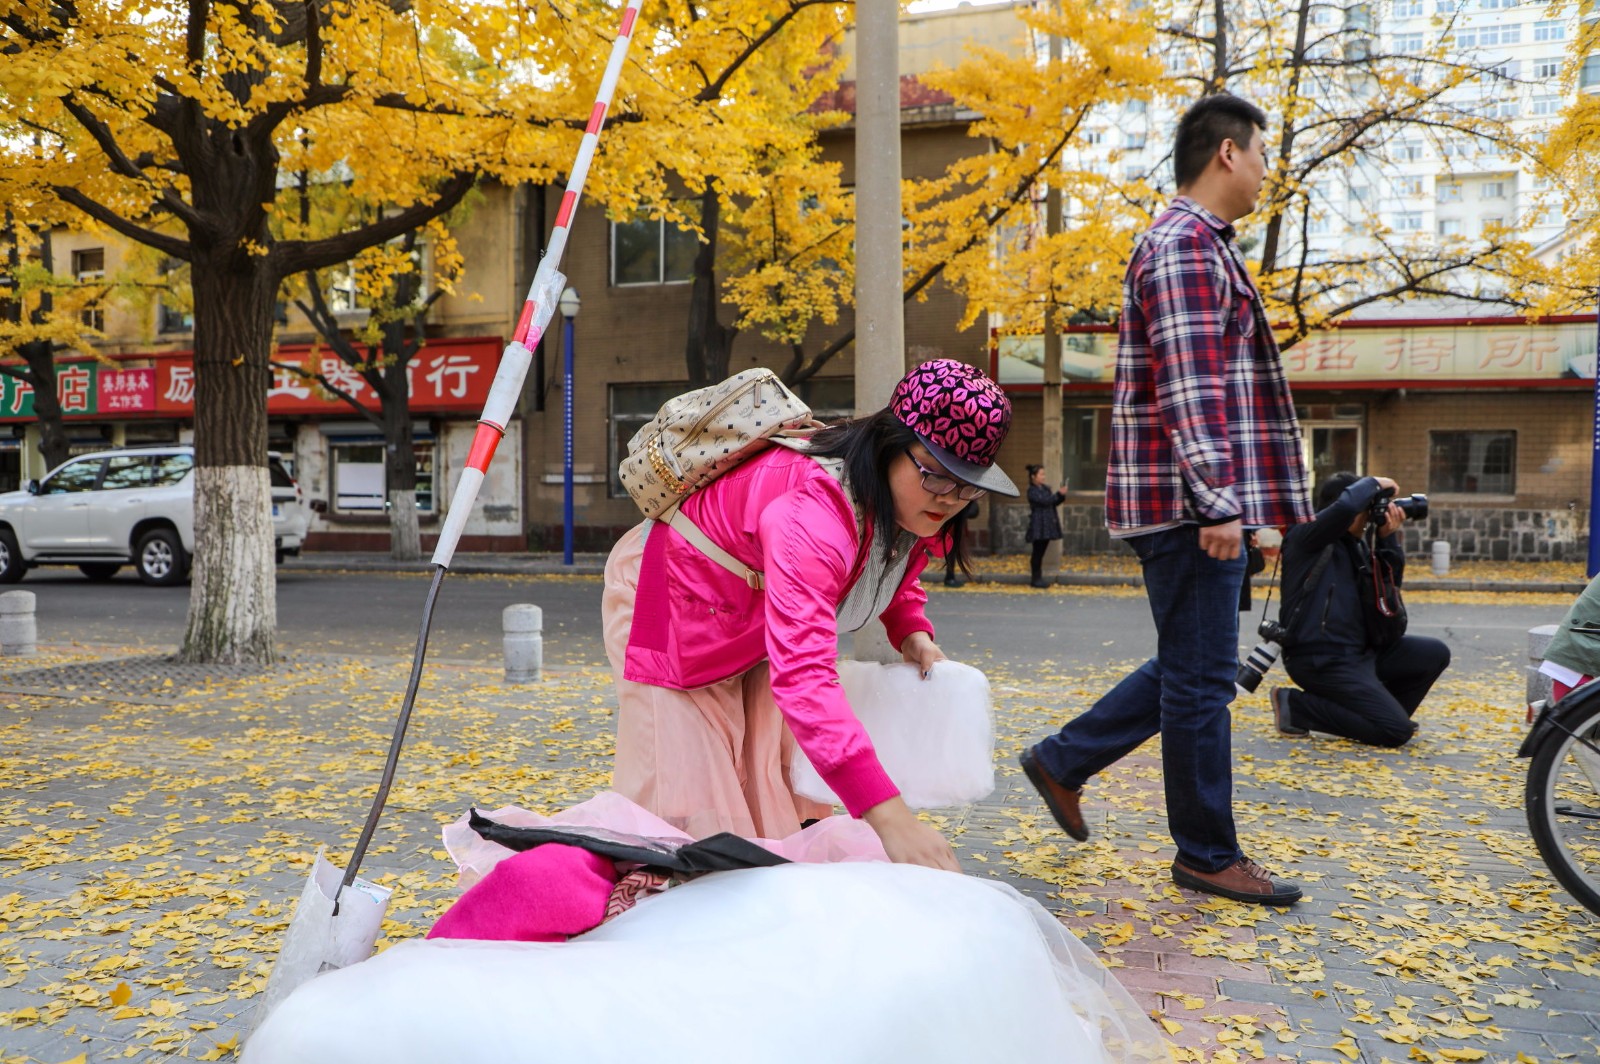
[666,508,765,591]
[659,450,858,595]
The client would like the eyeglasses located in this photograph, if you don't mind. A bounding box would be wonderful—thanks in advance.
[908,451,986,501]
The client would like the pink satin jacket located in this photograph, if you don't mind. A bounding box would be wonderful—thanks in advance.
[624,448,937,818]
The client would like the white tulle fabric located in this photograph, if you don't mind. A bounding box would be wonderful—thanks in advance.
[246,863,1166,1064]
[245,794,1167,1063]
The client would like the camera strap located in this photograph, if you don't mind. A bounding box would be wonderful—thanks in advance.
[1267,542,1338,645]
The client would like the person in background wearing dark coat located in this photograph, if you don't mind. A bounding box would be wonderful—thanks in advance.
[1025,464,1069,588]
[943,499,982,587]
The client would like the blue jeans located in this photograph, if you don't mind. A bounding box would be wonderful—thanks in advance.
[1035,525,1246,872]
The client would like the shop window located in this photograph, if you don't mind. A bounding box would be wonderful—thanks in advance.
[72,248,105,332]
[330,438,435,514]
[1429,430,1515,495]
[607,377,855,497]
[1063,407,1111,493]
[611,214,698,287]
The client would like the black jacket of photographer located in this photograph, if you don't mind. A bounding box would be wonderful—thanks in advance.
[1277,476,1403,656]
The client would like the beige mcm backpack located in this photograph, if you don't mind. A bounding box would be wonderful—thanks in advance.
[618,368,822,521]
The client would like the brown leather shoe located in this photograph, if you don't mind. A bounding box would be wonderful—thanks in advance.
[1270,687,1308,737]
[1019,746,1089,841]
[1171,856,1302,906]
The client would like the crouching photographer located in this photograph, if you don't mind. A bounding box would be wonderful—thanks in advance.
[1267,473,1451,748]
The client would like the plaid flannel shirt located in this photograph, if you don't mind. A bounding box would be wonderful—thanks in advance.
[1104,197,1311,535]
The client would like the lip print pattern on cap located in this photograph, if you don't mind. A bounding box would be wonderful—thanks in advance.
[889,359,1011,468]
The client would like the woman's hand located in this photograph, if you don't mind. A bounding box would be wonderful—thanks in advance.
[900,630,945,679]
[863,797,961,872]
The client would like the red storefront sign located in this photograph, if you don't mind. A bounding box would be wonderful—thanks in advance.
[0,336,503,421]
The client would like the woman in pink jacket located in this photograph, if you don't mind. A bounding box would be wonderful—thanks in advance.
[602,360,1017,872]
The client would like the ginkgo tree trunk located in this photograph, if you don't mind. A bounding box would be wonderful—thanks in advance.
[0,0,597,663]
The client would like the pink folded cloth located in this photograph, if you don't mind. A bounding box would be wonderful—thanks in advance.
[427,844,620,942]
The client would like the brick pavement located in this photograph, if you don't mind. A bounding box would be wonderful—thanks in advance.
[0,623,1595,1063]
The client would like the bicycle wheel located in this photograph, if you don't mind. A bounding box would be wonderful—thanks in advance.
[1526,697,1600,915]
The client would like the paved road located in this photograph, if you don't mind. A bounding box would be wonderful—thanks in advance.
[21,566,1564,679]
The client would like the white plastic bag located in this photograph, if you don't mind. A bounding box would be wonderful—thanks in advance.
[789,659,994,809]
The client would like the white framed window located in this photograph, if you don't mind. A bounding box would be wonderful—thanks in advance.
[1437,218,1463,236]
[1533,21,1567,42]
[1481,215,1505,232]
[1394,0,1423,16]
[1429,430,1514,495]
[1394,211,1423,231]
[1583,55,1600,89]
[1478,23,1521,44]
[71,248,105,332]
[1480,0,1518,8]
[1532,95,1561,116]
[1534,58,1562,80]
[1349,185,1371,203]
[1083,130,1105,146]
[611,215,698,287]
[1394,139,1423,161]
[1479,181,1506,199]
[1486,59,1519,81]
[1436,182,1462,203]
[1435,0,1458,10]
[1398,176,1425,196]
[1124,132,1147,151]
[1393,32,1424,52]
[1308,216,1331,235]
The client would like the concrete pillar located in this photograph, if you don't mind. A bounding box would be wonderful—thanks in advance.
[852,0,904,664]
[0,590,36,656]
[853,0,905,410]
[503,604,543,684]
[1041,13,1065,579]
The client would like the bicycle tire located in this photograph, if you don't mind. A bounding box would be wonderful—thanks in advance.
[1525,697,1600,916]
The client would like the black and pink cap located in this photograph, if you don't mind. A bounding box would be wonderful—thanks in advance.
[889,359,1018,497]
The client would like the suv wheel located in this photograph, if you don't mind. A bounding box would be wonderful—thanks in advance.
[78,563,122,581]
[135,528,186,586]
[0,530,24,584]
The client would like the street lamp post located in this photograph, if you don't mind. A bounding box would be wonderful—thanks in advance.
[558,287,581,566]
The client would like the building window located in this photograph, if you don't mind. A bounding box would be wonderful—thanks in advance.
[1398,176,1425,196]
[607,377,854,497]
[611,215,698,287]
[1532,95,1561,116]
[1435,0,1458,10]
[1064,407,1111,493]
[1479,23,1521,44]
[1349,185,1371,203]
[1395,0,1423,16]
[71,248,105,332]
[1533,20,1567,42]
[1437,218,1463,236]
[329,437,435,514]
[1479,0,1518,7]
[1393,32,1424,52]
[1583,55,1600,89]
[1124,132,1147,151]
[1482,215,1505,232]
[1394,139,1423,162]
[1437,182,1462,203]
[1394,212,1423,231]
[1480,181,1506,199]
[1429,430,1515,495]
[1534,58,1562,80]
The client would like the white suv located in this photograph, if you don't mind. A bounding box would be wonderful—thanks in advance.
[0,446,310,586]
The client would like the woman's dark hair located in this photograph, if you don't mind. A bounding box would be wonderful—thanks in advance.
[807,409,976,575]
[1173,93,1268,189]
[1025,464,1043,479]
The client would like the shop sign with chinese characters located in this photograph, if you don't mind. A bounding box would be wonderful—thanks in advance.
[993,318,1599,386]
[0,337,501,421]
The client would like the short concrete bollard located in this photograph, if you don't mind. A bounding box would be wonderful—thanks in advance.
[0,590,36,657]
[503,604,543,684]
[1430,540,1451,577]
[1528,623,1558,706]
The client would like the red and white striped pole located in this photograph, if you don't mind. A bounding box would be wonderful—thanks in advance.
[432,0,645,568]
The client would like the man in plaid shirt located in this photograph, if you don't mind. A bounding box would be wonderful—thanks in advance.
[1021,94,1312,905]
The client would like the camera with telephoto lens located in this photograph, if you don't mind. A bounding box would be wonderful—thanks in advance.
[1368,487,1429,527]
[1235,618,1290,696]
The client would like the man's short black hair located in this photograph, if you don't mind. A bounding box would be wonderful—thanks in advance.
[1173,94,1269,189]
[1316,471,1360,511]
